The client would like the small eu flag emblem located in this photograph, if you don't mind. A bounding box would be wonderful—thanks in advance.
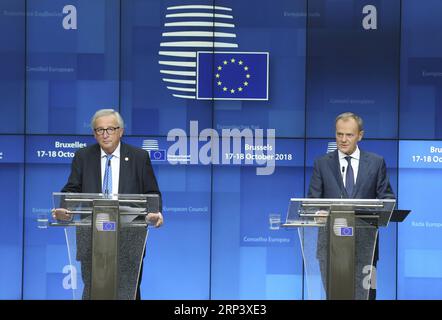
[103,222,116,231]
[148,149,166,161]
[197,51,269,100]
[340,227,353,237]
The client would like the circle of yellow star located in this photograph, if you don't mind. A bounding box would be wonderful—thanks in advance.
[214,57,252,96]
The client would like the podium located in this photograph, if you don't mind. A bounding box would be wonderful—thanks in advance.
[51,192,160,300]
[282,198,396,300]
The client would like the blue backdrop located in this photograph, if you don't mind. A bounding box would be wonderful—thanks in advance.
[1,0,441,300]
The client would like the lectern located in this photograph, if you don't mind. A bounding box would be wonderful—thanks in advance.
[282,198,396,300]
[51,192,160,300]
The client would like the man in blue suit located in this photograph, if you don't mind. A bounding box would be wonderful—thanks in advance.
[52,109,163,300]
[308,112,395,299]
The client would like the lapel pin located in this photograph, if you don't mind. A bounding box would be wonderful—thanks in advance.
[125,157,129,161]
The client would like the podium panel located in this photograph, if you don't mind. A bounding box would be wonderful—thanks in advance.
[51,193,159,300]
[283,198,396,300]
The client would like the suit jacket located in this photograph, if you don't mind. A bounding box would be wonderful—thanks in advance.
[62,142,160,299]
[308,149,395,200]
[308,149,394,299]
[62,142,162,211]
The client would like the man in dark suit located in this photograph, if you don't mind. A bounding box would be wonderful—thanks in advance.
[308,112,395,299]
[52,108,163,299]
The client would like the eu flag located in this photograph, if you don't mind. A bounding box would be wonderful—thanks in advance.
[197,52,269,100]
[103,222,116,231]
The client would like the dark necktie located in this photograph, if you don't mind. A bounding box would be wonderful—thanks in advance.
[103,155,113,195]
[345,156,354,197]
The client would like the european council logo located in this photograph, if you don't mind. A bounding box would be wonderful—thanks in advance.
[142,140,166,161]
[327,142,337,153]
[159,3,269,100]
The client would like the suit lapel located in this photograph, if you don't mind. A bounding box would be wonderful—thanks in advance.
[118,143,129,194]
[353,150,369,198]
[327,150,347,197]
[92,144,102,193]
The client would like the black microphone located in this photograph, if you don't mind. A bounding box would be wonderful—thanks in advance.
[341,166,345,198]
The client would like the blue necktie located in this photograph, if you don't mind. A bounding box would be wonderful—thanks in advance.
[103,155,113,195]
[345,156,354,197]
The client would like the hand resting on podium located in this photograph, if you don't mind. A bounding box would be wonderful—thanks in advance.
[52,208,164,227]
[314,209,329,224]
[146,212,164,228]
[51,208,73,221]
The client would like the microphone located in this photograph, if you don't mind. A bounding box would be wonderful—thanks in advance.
[341,166,345,198]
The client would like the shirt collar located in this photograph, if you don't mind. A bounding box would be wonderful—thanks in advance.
[100,142,121,159]
[338,146,360,160]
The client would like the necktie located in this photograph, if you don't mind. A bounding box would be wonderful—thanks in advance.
[345,156,354,197]
[103,155,113,195]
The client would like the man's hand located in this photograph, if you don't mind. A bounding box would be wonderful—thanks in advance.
[314,209,329,224]
[51,208,73,221]
[146,212,164,228]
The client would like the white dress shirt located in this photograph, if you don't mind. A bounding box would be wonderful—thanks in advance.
[338,146,360,187]
[100,142,121,195]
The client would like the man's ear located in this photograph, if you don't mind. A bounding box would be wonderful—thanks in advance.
[358,130,364,141]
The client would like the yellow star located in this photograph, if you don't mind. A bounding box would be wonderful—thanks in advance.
[215,74,220,78]
[217,66,222,70]
[230,58,236,63]
[244,82,248,86]
[223,87,228,91]
[217,81,222,86]
[238,87,243,92]
[246,74,250,78]
[223,60,228,65]
[244,66,249,71]
[238,60,243,65]
[230,89,235,94]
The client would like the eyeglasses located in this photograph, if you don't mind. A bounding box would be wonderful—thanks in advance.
[94,127,120,135]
